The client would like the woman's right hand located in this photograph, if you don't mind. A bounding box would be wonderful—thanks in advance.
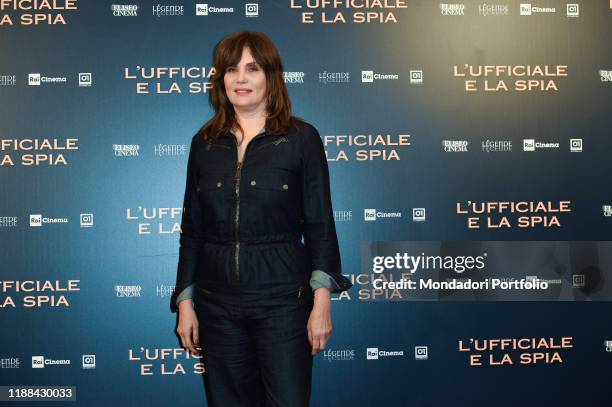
[177,300,201,356]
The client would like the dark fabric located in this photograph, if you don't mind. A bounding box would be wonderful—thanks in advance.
[194,286,314,407]
[170,117,353,313]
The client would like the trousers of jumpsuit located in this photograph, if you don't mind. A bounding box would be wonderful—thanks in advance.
[194,271,315,407]
[170,118,354,406]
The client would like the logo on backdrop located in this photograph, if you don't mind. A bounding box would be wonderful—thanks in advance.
[519,3,556,15]
[111,4,138,16]
[456,200,572,229]
[124,66,215,94]
[0,74,16,85]
[0,216,17,227]
[115,285,142,297]
[410,70,423,84]
[439,3,465,15]
[478,3,509,16]
[443,140,468,152]
[289,0,408,24]
[29,214,69,227]
[319,71,350,84]
[566,4,579,17]
[0,0,78,26]
[482,140,512,152]
[322,349,355,362]
[195,4,234,16]
[128,347,204,375]
[334,210,352,222]
[80,213,94,227]
[366,347,404,359]
[113,144,140,156]
[126,207,182,235]
[283,71,305,84]
[245,3,259,17]
[32,356,71,368]
[28,73,67,85]
[0,357,20,368]
[154,143,187,156]
[364,209,402,221]
[458,336,573,366]
[361,70,400,82]
[79,72,92,86]
[453,64,568,92]
[157,284,175,298]
[413,208,426,222]
[152,4,184,17]
[415,346,428,360]
[0,138,79,166]
[569,139,582,152]
[522,139,560,151]
[0,280,80,309]
[324,132,411,162]
[82,355,96,369]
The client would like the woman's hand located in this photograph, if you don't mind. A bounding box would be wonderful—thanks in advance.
[307,288,332,356]
[176,299,201,356]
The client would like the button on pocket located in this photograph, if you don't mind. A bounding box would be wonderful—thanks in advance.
[197,174,230,217]
[198,177,225,191]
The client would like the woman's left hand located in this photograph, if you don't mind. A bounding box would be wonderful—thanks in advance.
[307,288,332,356]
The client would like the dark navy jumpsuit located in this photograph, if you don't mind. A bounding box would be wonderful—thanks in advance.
[170,117,353,407]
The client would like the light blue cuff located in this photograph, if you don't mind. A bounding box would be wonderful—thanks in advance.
[309,269,341,292]
[175,283,194,305]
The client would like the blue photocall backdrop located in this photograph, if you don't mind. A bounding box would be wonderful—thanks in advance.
[1,0,611,406]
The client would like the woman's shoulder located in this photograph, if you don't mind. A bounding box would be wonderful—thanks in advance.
[291,116,321,142]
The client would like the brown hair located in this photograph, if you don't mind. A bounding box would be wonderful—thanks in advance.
[197,31,302,144]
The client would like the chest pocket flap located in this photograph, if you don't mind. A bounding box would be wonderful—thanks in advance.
[247,172,290,192]
[197,175,226,191]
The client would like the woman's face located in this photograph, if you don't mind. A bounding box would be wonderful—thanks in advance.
[223,46,267,112]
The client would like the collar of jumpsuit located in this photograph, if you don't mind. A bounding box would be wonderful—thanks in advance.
[228,125,267,137]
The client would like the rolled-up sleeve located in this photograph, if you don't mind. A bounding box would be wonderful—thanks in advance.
[309,269,341,292]
[170,134,203,313]
[300,124,353,294]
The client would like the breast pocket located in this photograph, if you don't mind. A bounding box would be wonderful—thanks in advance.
[244,171,298,212]
[197,172,232,221]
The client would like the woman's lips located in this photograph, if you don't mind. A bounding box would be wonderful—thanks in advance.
[235,89,252,95]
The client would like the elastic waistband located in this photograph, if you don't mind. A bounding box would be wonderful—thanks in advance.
[202,233,302,246]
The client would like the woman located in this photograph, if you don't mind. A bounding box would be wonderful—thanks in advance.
[170,31,353,407]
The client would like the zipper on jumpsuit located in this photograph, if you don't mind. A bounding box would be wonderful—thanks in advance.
[231,131,271,284]
[230,132,302,299]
